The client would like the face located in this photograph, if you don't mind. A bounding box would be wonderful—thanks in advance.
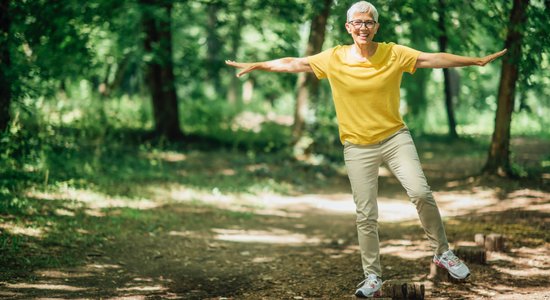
[345,12,379,46]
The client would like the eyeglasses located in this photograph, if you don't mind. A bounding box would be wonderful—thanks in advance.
[348,19,377,29]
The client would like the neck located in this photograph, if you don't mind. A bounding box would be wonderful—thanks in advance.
[353,42,377,58]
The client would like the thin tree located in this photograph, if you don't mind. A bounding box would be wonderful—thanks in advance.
[140,0,183,140]
[0,0,11,133]
[437,0,458,139]
[293,0,332,141]
[403,20,431,132]
[227,0,245,104]
[483,0,529,176]
[206,1,223,95]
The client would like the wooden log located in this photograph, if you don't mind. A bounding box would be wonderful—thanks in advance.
[474,233,506,252]
[485,233,505,252]
[381,280,406,299]
[405,282,425,300]
[454,246,486,264]
[430,261,449,282]
[381,279,425,299]
[429,262,462,283]
[413,284,425,300]
[474,233,485,247]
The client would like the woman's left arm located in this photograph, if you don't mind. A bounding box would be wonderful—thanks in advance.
[415,49,507,69]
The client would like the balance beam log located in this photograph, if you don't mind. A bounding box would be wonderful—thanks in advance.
[454,246,487,264]
[381,279,425,299]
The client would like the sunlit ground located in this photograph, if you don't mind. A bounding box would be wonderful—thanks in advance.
[0,262,175,299]
[212,228,324,245]
[17,172,549,235]
[21,181,548,224]
[2,155,548,299]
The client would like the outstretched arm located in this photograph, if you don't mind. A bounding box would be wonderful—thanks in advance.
[225,57,313,77]
[415,49,507,69]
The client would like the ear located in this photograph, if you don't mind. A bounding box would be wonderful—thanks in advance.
[345,22,353,34]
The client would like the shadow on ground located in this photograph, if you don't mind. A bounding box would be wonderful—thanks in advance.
[1,137,549,299]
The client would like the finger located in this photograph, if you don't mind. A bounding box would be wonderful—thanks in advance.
[494,49,507,59]
[237,68,250,77]
[226,61,248,70]
[486,55,498,64]
[484,50,506,65]
[495,50,506,57]
[225,60,240,67]
[237,65,256,77]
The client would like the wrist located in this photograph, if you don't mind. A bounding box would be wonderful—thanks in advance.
[475,58,484,66]
[257,62,268,71]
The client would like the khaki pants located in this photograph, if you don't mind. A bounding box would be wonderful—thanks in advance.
[343,128,449,277]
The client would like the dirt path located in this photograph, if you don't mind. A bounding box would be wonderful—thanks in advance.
[2,184,549,299]
[1,138,549,299]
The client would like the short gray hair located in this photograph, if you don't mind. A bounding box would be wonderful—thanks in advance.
[347,1,379,22]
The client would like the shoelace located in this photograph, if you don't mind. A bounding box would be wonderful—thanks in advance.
[356,277,379,288]
[443,252,462,265]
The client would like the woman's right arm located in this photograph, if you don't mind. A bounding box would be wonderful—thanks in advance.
[225,57,313,77]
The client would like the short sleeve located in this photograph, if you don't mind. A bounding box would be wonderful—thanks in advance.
[307,47,335,79]
[393,44,421,74]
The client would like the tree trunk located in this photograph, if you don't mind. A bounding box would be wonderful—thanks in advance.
[438,0,458,139]
[102,55,131,97]
[403,21,431,133]
[141,0,183,140]
[483,0,529,177]
[0,0,11,133]
[206,2,222,95]
[227,0,245,105]
[517,87,530,112]
[293,0,332,141]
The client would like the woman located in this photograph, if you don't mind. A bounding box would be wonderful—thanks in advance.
[226,1,506,298]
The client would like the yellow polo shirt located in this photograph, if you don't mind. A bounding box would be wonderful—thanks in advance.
[307,42,420,145]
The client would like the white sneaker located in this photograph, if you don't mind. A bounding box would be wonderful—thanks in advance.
[355,274,382,298]
[433,250,471,279]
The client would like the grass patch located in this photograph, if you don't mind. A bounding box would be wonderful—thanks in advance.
[1,95,548,284]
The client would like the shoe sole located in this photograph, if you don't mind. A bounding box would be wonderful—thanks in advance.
[354,290,381,298]
[434,260,471,280]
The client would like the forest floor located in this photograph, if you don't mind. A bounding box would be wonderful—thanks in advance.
[0,137,549,299]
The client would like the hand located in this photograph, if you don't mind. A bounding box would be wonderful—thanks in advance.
[225,60,261,77]
[479,49,507,66]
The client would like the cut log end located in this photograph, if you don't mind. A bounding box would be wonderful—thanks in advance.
[485,233,506,252]
[381,279,425,300]
[454,246,487,264]
[474,233,506,252]
[429,262,465,284]
[474,233,485,247]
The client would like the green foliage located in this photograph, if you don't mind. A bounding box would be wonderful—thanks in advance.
[3,0,548,140]
[181,98,292,152]
[1,0,548,179]
[7,1,120,100]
